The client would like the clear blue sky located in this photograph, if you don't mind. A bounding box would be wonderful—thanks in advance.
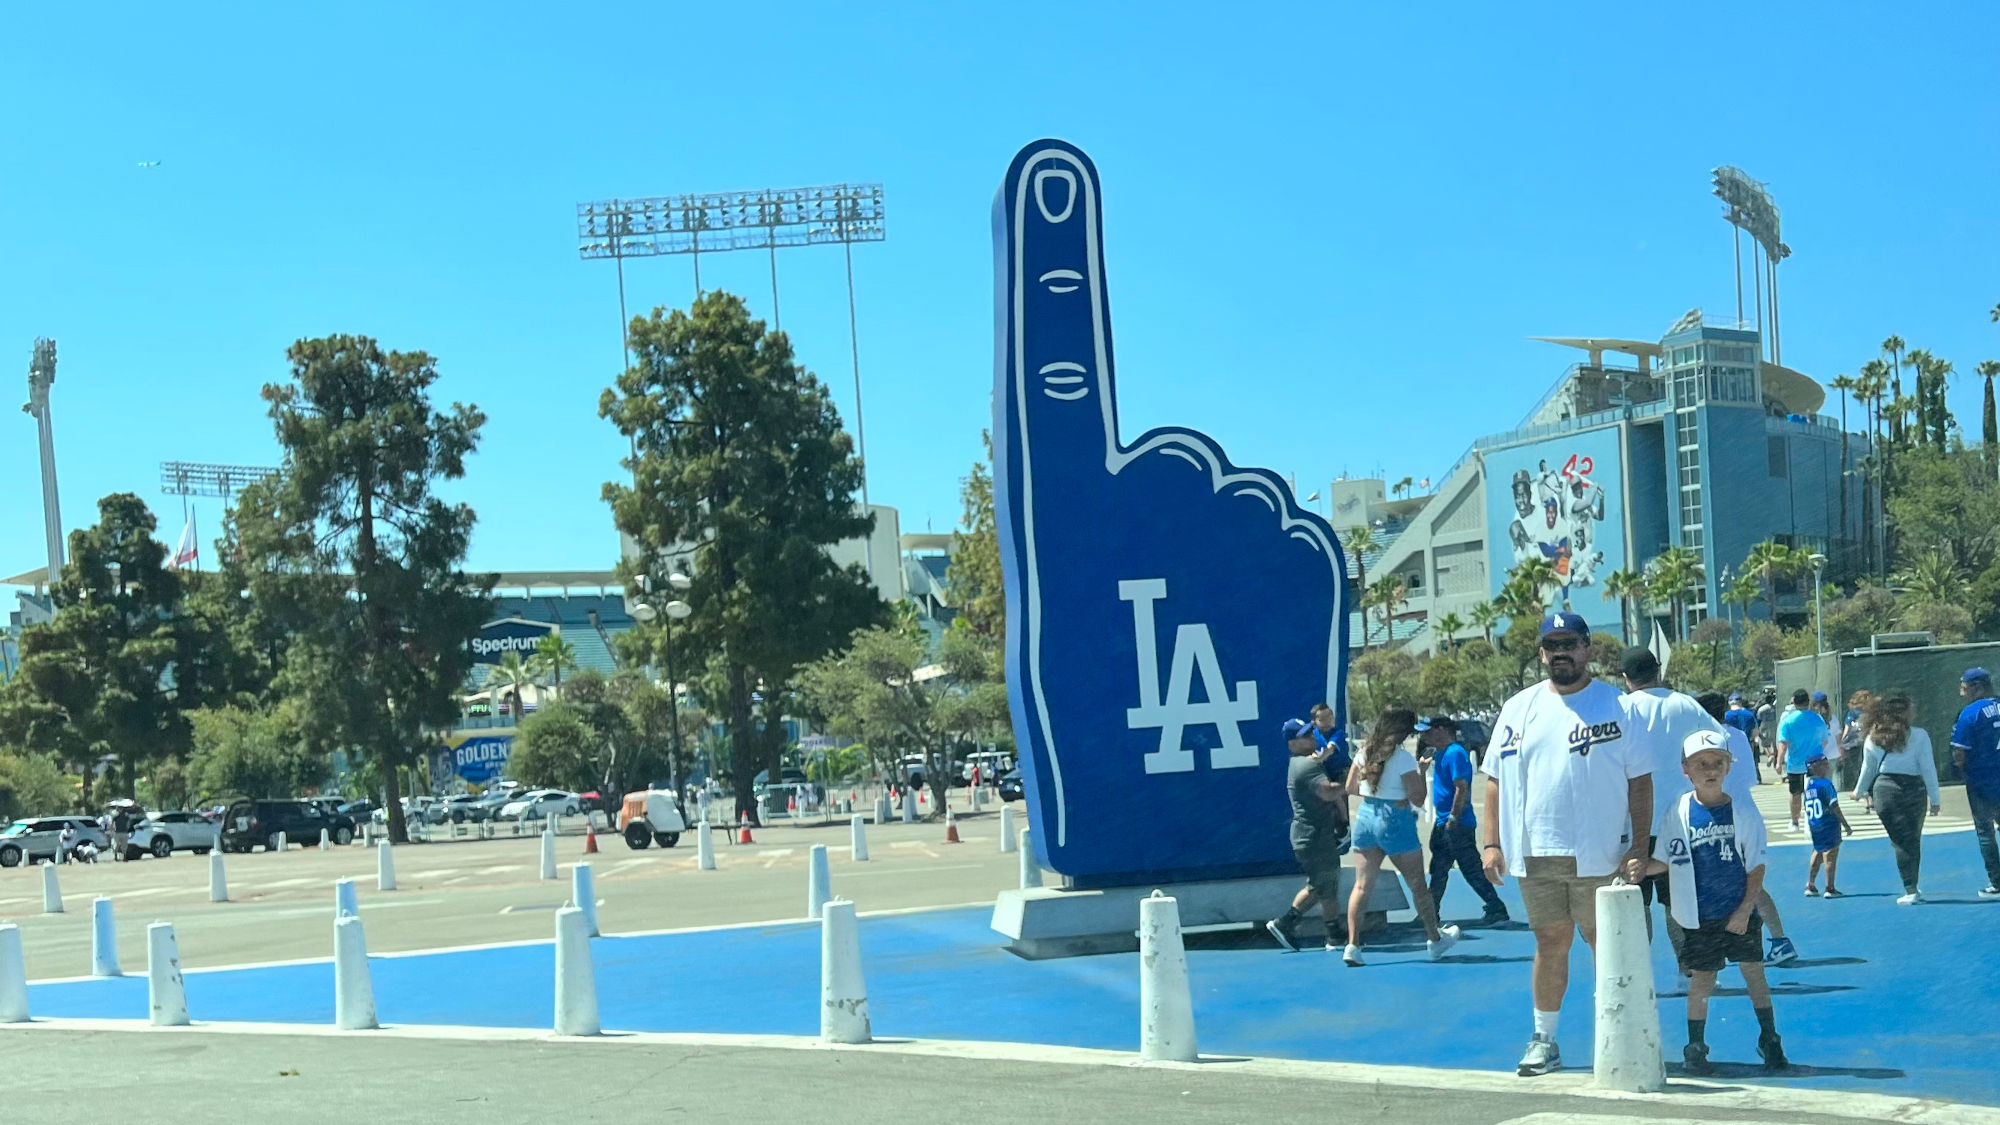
[5,2,1998,577]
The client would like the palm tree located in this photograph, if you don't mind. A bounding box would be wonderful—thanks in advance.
[1341,526,1378,649]
[1721,572,1762,652]
[1892,550,1968,610]
[531,633,580,695]
[483,651,536,723]
[1830,373,1857,544]
[1392,476,1414,501]
[1743,539,1805,624]
[1468,601,1499,645]
[1978,359,1999,479]
[1928,356,1956,448]
[1365,575,1408,646]
[1644,547,1704,640]
[1508,557,1559,613]
[1883,335,1907,445]
[1434,611,1466,651]
[1600,568,1645,641]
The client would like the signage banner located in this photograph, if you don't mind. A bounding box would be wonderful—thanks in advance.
[441,731,516,784]
[470,618,556,664]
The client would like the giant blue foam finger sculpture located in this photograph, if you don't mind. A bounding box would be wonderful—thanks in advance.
[994,140,1350,885]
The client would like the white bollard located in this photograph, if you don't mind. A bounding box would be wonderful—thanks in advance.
[1594,883,1665,1092]
[539,829,558,881]
[819,898,871,1044]
[209,850,229,903]
[42,862,63,913]
[902,790,917,823]
[850,815,869,862]
[335,878,358,919]
[319,828,331,852]
[273,832,287,853]
[875,794,892,825]
[1000,805,1017,853]
[807,844,831,920]
[0,923,28,1023]
[1019,829,1043,889]
[333,914,377,1030]
[376,840,396,892]
[553,905,599,1036]
[572,864,599,937]
[92,897,122,977]
[146,922,190,1027]
[697,819,716,871]
[1138,891,1197,1062]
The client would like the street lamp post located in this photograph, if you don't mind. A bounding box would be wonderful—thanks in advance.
[1809,553,1828,654]
[629,572,694,789]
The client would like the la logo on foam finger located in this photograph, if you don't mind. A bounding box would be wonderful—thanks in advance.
[993,140,1350,884]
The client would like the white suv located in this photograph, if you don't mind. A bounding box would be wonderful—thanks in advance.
[126,811,221,860]
[0,817,111,866]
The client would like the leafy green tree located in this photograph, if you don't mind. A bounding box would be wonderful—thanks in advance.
[947,434,1005,645]
[0,752,76,821]
[243,335,493,843]
[601,293,886,819]
[1645,546,1704,639]
[1341,526,1378,649]
[508,703,599,793]
[531,633,580,695]
[1978,359,1999,480]
[1885,446,2000,575]
[0,494,231,796]
[796,623,1008,814]
[186,703,327,801]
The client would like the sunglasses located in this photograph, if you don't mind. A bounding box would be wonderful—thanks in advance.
[1539,637,1583,653]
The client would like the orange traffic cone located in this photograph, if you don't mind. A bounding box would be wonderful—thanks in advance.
[583,821,599,854]
[943,808,962,844]
[738,820,755,844]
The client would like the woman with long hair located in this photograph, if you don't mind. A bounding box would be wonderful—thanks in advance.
[1342,708,1459,966]
[1839,690,1874,793]
[1852,694,1942,904]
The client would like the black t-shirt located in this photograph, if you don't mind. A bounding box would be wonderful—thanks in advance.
[1288,755,1342,852]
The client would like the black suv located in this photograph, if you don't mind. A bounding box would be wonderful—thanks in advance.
[219,799,357,852]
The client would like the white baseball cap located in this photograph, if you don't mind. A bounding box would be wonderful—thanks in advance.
[1682,730,1732,759]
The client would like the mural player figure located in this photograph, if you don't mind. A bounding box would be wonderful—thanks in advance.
[1268,718,1350,952]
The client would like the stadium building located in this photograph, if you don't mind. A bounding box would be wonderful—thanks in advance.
[1333,310,1869,651]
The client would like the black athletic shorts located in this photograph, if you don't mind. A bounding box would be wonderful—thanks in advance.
[1680,914,1764,974]
[1787,772,1807,795]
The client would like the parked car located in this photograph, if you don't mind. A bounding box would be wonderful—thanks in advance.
[497,789,579,820]
[617,790,688,849]
[336,798,378,821]
[452,792,514,823]
[126,811,221,860]
[0,817,112,866]
[997,769,1024,803]
[219,799,358,852]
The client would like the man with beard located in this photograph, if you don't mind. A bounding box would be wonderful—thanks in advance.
[1482,612,1654,1077]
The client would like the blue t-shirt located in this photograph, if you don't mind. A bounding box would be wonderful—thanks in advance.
[1951,697,2000,799]
[1777,708,1828,774]
[1687,797,1748,923]
[1803,776,1842,850]
[1723,707,1758,738]
[1430,742,1477,830]
[1313,725,1352,783]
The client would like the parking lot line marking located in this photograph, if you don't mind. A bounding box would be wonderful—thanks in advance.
[108,887,182,899]
[841,863,982,879]
[606,859,650,875]
[411,869,461,880]
[252,877,318,889]
[477,865,522,875]
[440,876,474,886]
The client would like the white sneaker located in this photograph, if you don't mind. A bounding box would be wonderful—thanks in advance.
[1342,943,1365,966]
[1979,886,2000,900]
[1896,891,1924,906]
[1428,925,1461,961]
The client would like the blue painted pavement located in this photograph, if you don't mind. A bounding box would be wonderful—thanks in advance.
[28,834,2000,1105]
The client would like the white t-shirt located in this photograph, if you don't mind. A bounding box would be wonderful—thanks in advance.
[1358,747,1421,801]
[1626,686,1739,835]
[1482,677,1653,878]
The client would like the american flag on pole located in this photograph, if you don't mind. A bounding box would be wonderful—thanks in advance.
[169,513,198,571]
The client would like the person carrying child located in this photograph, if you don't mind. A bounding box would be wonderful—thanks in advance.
[1636,728,1787,1075]
[1802,752,1854,897]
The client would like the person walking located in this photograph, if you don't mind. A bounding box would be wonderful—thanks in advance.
[1638,729,1786,1075]
[1420,715,1509,926]
[1852,694,1942,905]
[1838,691,1873,794]
[1756,691,1780,777]
[1948,668,2000,899]
[1693,691,1798,963]
[1777,690,1827,832]
[1343,708,1459,966]
[1267,718,1350,952]
[1481,612,1654,1077]
[1802,753,1854,897]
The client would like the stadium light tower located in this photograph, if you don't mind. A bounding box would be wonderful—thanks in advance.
[1711,167,1792,365]
[161,461,279,569]
[24,339,62,583]
[576,184,888,579]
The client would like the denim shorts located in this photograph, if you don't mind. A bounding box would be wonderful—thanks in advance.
[1351,796,1421,855]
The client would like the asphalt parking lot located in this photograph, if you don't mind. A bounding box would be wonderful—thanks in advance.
[0,809,1021,976]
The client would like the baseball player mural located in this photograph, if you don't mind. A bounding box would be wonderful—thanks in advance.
[1490,435,1621,617]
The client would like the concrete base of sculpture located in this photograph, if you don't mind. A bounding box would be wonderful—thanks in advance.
[992,869,1411,959]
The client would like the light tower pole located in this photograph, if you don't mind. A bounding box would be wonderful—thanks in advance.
[24,339,63,584]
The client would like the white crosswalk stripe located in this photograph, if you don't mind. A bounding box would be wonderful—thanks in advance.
[1749,781,1971,843]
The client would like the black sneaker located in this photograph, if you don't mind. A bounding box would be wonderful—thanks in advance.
[1481,906,1511,927]
[1265,919,1299,952]
[1758,1030,1788,1071]
[1682,1042,1713,1076]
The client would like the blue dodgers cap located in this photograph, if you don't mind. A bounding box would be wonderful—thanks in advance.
[1540,611,1588,638]
[1806,751,1828,765]
[1281,718,1312,741]
[1964,667,1992,684]
[1728,692,1745,702]
[1813,691,1829,703]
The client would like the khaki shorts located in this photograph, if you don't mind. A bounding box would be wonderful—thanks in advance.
[1521,855,1614,932]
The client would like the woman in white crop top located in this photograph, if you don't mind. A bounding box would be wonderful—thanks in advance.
[1340,708,1459,966]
